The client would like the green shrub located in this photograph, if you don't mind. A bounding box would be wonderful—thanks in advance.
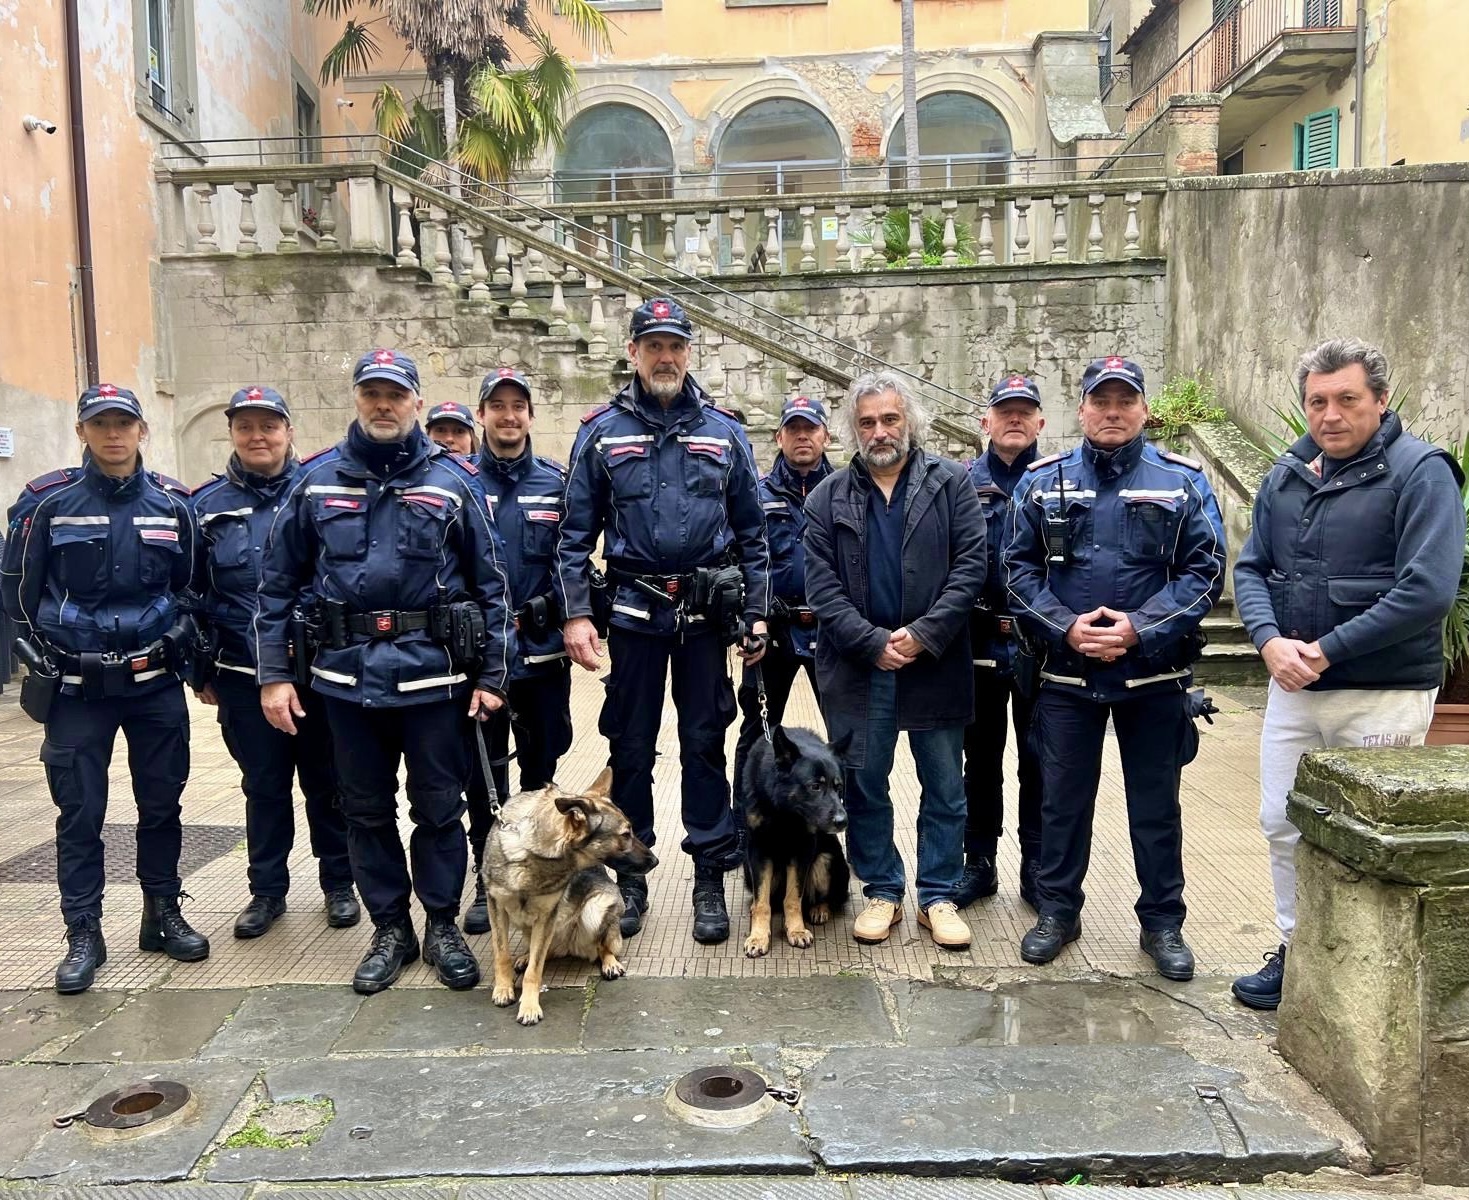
[1147,375,1226,443]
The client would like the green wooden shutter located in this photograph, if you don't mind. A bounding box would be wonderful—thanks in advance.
[1299,108,1340,169]
[1304,0,1343,26]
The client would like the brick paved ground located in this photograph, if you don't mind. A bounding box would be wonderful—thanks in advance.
[0,666,1277,992]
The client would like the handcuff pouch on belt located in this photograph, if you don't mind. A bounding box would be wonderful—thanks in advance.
[516,591,560,638]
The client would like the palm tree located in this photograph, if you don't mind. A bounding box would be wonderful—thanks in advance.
[900,0,920,190]
[308,0,609,187]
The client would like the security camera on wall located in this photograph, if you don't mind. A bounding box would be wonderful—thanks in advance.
[23,116,58,134]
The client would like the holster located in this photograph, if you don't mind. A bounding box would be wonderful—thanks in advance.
[1011,623,1041,700]
[184,620,218,691]
[14,637,60,724]
[587,568,613,638]
[289,606,318,689]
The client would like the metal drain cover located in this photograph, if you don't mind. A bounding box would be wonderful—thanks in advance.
[80,1081,194,1138]
[666,1066,775,1129]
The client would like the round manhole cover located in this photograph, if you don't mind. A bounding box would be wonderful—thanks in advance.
[83,1081,195,1139]
[666,1066,775,1129]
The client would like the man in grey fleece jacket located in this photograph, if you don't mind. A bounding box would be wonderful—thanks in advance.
[1231,337,1465,1010]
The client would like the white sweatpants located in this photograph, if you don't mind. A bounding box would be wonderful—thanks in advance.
[1259,679,1437,942]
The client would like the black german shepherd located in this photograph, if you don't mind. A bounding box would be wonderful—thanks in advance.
[740,725,853,957]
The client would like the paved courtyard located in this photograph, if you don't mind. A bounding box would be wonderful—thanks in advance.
[0,663,1277,992]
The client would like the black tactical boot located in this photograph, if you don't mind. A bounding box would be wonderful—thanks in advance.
[324,886,361,928]
[463,875,491,935]
[691,865,730,945]
[233,895,286,939]
[952,856,999,907]
[1018,853,1042,911]
[1019,913,1082,964]
[352,919,420,995]
[139,893,211,961]
[618,872,649,938]
[55,916,107,995]
[424,912,481,989]
[1140,926,1196,981]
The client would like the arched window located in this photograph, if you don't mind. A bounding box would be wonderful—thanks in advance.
[887,92,1013,186]
[716,97,842,195]
[555,103,675,205]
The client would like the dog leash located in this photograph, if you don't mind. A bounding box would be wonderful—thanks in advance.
[474,720,511,820]
[750,662,772,744]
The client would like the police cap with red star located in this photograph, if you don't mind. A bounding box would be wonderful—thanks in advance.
[77,383,144,421]
[987,374,1042,409]
[226,385,291,420]
[1080,356,1145,397]
[779,394,829,429]
[478,366,532,404]
[629,296,693,341]
[426,401,476,430]
[352,348,420,391]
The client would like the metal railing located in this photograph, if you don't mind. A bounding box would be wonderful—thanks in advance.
[1125,0,1352,132]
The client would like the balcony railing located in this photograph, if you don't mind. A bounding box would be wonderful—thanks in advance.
[1125,0,1351,133]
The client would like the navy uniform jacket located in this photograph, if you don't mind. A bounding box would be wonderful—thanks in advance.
[254,426,513,707]
[554,376,770,637]
[191,454,304,677]
[761,452,832,660]
[1004,435,1225,702]
[476,442,568,680]
[1234,411,1464,692]
[1,457,196,696]
[966,442,1038,674]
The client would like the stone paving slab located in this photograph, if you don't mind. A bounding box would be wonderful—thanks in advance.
[9,1061,257,1183]
[0,989,130,1062]
[200,986,364,1060]
[462,1181,653,1200]
[581,976,895,1051]
[34,1187,251,1200]
[54,990,247,1063]
[658,1180,850,1199]
[331,984,586,1053]
[0,1063,110,1176]
[802,1045,1343,1180]
[208,1050,809,1181]
[258,1190,454,1200]
[850,1183,1040,1200]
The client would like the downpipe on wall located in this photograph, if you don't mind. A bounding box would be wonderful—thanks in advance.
[64,0,99,385]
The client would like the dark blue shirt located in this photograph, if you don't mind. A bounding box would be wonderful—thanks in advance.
[865,455,913,630]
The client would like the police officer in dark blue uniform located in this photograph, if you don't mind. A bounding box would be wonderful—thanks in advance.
[191,386,358,940]
[458,367,573,935]
[556,297,770,945]
[732,394,832,820]
[2,384,210,993]
[425,400,479,458]
[256,350,513,994]
[956,375,1047,910]
[1005,357,1225,980]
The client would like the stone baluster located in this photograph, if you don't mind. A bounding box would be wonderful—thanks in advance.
[592,215,611,267]
[427,206,455,287]
[393,189,417,267]
[976,200,996,266]
[728,208,748,276]
[1012,195,1032,264]
[586,274,608,357]
[1050,196,1069,263]
[1123,191,1142,258]
[762,207,782,274]
[661,212,678,271]
[940,198,958,267]
[906,201,924,268]
[414,205,433,274]
[869,203,888,270]
[467,227,492,304]
[548,274,569,335]
[161,179,188,253]
[694,211,715,276]
[834,203,852,272]
[627,213,647,278]
[233,182,259,254]
[523,216,548,283]
[193,183,219,251]
[275,180,301,253]
[562,223,583,283]
[1086,193,1105,263]
[797,206,818,272]
[315,178,340,251]
[507,246,530,318]
[492,232,512,285]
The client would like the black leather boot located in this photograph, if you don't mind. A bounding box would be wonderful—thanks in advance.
[1018,855,1042,911]
[424,913,481,989]
[952,856,999,907]
[352,919,420,995]
[1140,926,1196,981]
[618,872,649,938]
[463,876,490,935]
[324,887,361,928]
[139,894,210,961]
[56,916,107,994]
[233,895,287,939]
[691,865,730,945]
[1019,913,1082,964]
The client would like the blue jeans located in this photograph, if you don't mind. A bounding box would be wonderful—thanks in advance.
[843,670,967,910]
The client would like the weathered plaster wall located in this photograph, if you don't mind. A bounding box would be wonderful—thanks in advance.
[1165,167,1469,450]
[1383,0,1469,167]
[1238,76,1357,174]
[158,254,1167,482]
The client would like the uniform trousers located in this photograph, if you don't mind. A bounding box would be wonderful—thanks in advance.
[1259,680,1436,942]
[321,695,469,924]
[40,684,190,923]
[962,668,1042,860]
[599,626,740,869]
[1031,686,1189,930]
[213,669,352,899]
[465,665,574,867]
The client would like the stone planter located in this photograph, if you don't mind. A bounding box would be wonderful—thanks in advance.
[1279,746,1469,1183]
[1427,702,1469,745]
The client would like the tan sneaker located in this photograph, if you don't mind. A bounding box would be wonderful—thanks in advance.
[919,901,972,950]
[852,898,902,944]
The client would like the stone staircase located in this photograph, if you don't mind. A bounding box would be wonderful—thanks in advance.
[1197,596,1267,687]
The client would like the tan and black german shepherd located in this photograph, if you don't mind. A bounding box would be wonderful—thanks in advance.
[483,768,656,1026]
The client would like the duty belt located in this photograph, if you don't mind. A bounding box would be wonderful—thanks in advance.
[607,566,694,605]
[58,640,173,690]
[344,609,432,639]
[775,596,816,628]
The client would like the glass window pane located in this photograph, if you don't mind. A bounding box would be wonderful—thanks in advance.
[556,103,674,192]
[718,98,841,166]
[887,92,1013,166]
